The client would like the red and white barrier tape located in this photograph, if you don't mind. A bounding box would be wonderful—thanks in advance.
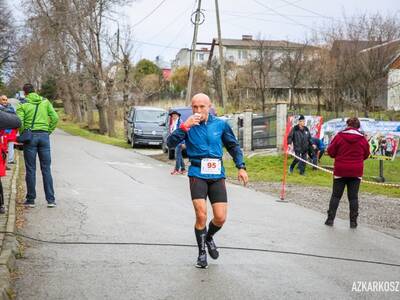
[287,151,400,188]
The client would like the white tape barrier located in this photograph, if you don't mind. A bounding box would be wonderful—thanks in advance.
[287,151,400,188]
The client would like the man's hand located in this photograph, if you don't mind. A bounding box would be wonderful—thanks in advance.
[288,144,293,152]
[238,169,249,186]
[184,113,201,128]
[312,144,317,150]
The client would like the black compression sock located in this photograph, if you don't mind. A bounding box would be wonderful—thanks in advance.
[206,221,221,241]
[194,227,207,254]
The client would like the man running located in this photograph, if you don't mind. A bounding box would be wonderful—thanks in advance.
[167,93,248,269]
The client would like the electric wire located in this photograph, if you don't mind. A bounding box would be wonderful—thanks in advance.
[277,0,333,19]
[132,0,168,28]
[251,0,315,31]
[4,231,400,268]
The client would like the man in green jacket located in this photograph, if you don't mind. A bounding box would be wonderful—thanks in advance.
[17,83,59,208]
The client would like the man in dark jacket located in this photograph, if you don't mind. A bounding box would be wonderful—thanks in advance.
[287,115,314,175]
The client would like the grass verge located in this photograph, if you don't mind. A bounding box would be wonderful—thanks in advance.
[57,110,399,198]
[224,154,400,198]
[56,110,131,149]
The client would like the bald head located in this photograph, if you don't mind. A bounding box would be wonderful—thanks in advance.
[192,93,211,104]
[191,93,212,122]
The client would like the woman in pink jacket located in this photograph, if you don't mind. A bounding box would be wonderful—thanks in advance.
[325,117,370,228]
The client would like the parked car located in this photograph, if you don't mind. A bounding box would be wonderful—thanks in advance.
[161,106,216,159]
[126,106,167,148]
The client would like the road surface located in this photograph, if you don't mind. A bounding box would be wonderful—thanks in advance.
[15,130,400,299]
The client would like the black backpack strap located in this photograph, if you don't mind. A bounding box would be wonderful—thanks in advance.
[29,102,41,129]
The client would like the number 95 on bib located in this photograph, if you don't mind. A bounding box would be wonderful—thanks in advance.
[201,158,222,175]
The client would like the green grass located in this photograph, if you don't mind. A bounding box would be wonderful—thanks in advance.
[224,154,400,198]
[57,109,399,198]
[57,110,131,149]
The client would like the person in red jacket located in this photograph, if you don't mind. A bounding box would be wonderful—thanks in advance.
[325,117,370,228]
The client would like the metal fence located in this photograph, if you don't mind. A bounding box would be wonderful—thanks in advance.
[251,113,277,150]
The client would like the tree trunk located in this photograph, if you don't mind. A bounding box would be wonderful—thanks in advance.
[289,88,294,109]
[63,97,73,116]
[73,100,83,122]
[106,82,116,137]
[316,88,321,115]
[96,92,108,134]
[97,104,108,134]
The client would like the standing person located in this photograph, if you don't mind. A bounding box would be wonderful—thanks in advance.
[325,117,370,228]
[16,84,59,208]
[169,110,186,175]
[0,106,21,214]
[0,95,17,165]
[0,129,8,213]
[167,93,248,269]
[287,115,315,175]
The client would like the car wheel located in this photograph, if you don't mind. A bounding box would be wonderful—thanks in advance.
[168,148,175,160]
[131,135,136,148]
[162,142,168,153]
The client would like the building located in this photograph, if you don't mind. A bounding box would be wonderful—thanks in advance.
[332,39,400,111]
[207,35,310,66]
[171,48,210,69]
[387,52,400,110]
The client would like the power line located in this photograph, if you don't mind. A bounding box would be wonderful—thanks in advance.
[206,9,328,19]
[251,0,314,31]
[132,0,168,28]
[277,0,333,20]
[148,3,194,41]
[159,0,198,56]
[135,40,181,49]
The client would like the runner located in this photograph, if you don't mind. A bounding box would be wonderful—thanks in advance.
[167,93,248,269]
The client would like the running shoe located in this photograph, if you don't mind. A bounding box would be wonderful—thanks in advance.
[47,202,57,208]
[205,237,219,260]
[195,252,208,269]
[23,200,35,208]
[170,170,180,175]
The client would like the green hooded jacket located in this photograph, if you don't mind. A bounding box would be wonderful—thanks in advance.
[16,92,59,133]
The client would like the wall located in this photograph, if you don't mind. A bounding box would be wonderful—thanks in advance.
[388,69,400,111]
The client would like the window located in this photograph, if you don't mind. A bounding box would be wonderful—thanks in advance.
[134,110,166,123]
[197,53,205,61]
[238,50,248,60]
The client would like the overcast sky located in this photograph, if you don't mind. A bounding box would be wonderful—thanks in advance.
[11,0,400,65]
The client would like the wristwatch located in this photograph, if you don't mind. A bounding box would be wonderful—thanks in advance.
[238,165,246,170]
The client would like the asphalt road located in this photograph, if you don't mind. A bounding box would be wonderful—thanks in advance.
[15,130,400,300]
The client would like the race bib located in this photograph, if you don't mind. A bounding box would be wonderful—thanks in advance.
[201,158,222,175]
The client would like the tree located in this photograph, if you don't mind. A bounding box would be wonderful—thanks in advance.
[246,40,276,113]
[0,1,16,71]
[134,59,161,81]
[278,41,311,110]
[40,77,58,101]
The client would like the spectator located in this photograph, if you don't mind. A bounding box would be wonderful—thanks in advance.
[0,104,20,214]
[0,95,17,165]
[325,117,370,228]
[311,137,326,169]
[287,115,315,175]
[16,83,59,208]
[169,110,186,175]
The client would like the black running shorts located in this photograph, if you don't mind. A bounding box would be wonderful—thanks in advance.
[189,177,227,204]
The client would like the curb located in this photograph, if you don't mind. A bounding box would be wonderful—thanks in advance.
[0,154,20,300]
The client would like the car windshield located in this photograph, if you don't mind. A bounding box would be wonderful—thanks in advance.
[135,110,166,123]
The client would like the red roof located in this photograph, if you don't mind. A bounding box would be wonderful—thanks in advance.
[162,68,172,81]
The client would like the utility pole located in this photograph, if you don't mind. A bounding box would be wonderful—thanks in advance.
[186,0,202,105]
[215,0,228,113]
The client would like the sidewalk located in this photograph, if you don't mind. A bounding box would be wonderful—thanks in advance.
[0,156,20,300]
